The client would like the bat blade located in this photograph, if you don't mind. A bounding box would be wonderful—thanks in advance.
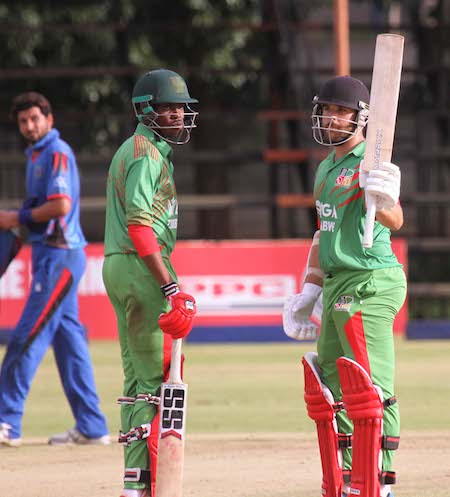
[155,339,187,497]
[362,33,404,248]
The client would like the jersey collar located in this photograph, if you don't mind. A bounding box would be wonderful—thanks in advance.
[135,123,174,160]
[26,128,60,154]
[349,140,366,158]
[325,140,366,170]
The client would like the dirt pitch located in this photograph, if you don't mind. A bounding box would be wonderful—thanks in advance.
[2,430,450,497]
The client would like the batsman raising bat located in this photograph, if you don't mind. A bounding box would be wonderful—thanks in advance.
[283,72,406,497]
[102,69,198,497]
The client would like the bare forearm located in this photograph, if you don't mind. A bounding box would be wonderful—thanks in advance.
[141,252,173,286]
[376,203,403,231]
[0,197,71,230]
[29,197,71,222]
[304,230,325,287]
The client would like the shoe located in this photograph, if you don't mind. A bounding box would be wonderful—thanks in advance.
[48,427,111,446]
[0,423,22,447]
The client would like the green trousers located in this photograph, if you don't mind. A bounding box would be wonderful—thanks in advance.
[317,266,407,473]
[103,253,175,490]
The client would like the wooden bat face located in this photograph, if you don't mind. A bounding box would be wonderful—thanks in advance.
[362,33,404,248]
[362,33,404,173]
[160,382,187,440]
[156,339,187,497]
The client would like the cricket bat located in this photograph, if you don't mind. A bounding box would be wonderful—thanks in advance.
[362,33,404,248]
[155,338,187,497]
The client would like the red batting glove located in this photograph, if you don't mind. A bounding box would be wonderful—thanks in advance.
[159,282,197,339]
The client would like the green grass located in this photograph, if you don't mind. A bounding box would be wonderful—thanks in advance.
[2,337,449,438]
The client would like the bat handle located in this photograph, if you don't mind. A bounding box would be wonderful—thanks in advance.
[169,338,183,384]
[362,193,377,248]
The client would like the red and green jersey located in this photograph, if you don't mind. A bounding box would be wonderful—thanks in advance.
[104,124,178,259]
[314,141,401,274]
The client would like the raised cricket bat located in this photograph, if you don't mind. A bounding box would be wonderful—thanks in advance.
[155,339,187,497]
[362,33,404,248]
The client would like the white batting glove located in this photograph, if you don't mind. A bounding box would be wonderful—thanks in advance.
[359,161,400,211]
[283,283,322,341]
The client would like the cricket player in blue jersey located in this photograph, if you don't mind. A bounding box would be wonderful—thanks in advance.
[0,92,110,447]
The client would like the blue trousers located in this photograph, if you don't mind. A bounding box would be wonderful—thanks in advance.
[0,244,108,439]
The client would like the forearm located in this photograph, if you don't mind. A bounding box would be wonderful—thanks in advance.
[0,198,71,229]
[141,252,173,286]
[127,223,173,286]
[304,230,325,287]
[376,203,403,231]
[27,197,71,223]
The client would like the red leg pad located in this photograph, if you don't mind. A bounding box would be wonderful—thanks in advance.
[147,414,160,497]
[336,357,384,497]
[303,352,342,497]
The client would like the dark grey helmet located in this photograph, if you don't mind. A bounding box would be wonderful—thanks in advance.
[312,76,370,146]
[314,76,369,110]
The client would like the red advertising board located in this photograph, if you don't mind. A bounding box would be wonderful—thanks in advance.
[0,240,408,341]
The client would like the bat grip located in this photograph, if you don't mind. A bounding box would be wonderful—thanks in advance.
[362,194,377,249]
[169,338,183,384]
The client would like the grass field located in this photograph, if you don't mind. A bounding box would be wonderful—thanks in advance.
[17,337,450,435]
[2,338,450,497]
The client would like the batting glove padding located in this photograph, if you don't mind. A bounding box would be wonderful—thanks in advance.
[159,283,196,339]
[359,161,401,211]
[282,282,322,341]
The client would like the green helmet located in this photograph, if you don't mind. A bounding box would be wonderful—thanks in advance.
[132,69,198,145]
[132,69,198,105]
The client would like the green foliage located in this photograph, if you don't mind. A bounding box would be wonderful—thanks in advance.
[4,338,449,438]
[0,0,265,151]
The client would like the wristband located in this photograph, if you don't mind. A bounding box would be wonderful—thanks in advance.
[161,281,180,298]
[18,208,33,225]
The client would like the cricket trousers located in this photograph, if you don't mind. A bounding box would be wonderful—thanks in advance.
[317,266,407,473]
[103,253,174,491]
[0,243,108,439]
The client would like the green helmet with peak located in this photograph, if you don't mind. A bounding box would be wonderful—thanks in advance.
[132,69,198,106]
[132,69,199,145]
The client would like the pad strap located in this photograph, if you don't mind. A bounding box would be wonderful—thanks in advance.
[336,434,399,450]
[124,468,150,484]
[382,435,400,450]
[118,423,151,446]
[341,470,397,485]
[383,396,397,408]
[380,471,396,484]
[117,393,160,406]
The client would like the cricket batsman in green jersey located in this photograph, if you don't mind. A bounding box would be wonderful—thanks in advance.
[282,76,406,497]
[102,69,198,497]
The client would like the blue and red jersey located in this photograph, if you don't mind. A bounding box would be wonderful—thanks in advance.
[23,128,86,249]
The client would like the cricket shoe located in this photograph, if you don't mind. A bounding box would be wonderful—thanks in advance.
[0,423,22,447]
[48,427,111,446]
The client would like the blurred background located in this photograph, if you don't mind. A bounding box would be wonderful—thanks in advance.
[0,0,449,327]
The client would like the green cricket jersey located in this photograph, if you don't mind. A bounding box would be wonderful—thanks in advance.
[314,141,401,274]
[104,123,178,259]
